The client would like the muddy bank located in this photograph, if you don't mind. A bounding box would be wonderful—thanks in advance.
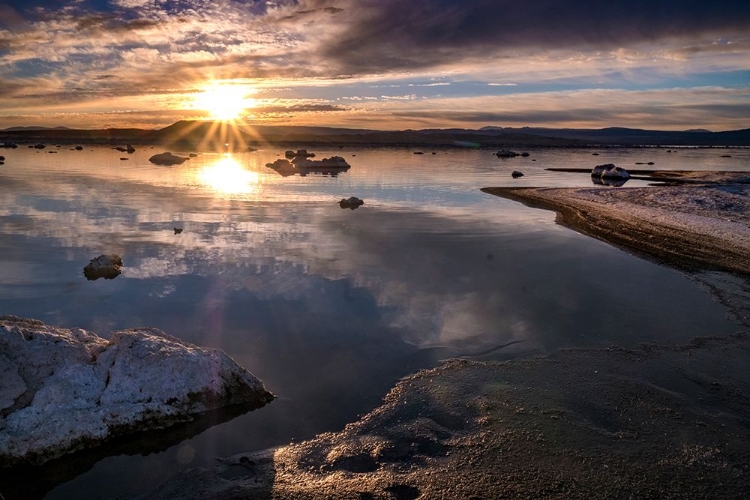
[144,333,750,499]
[482,171,750,275]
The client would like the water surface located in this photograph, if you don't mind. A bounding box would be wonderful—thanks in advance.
[0,145,747,498]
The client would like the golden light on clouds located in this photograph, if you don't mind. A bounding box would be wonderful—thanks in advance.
[197,156,260,195]
[192,82,257,121]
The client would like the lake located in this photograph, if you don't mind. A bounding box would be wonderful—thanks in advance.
[0,144,747,498]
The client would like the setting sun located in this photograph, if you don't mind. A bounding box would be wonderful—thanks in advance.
[193,83,256,121]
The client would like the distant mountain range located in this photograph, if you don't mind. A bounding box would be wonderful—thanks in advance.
[1,120,748,148]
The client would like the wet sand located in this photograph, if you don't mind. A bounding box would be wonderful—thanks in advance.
[142,171,750,499]
[144,334,750,499]
[483,171,750,275]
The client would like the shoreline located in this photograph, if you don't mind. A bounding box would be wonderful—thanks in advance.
[482,171,750,275]
[144,333,750,499]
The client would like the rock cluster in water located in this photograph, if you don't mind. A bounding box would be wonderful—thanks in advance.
[0,316,273,466]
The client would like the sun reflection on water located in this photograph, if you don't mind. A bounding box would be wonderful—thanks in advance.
[196,156,260,195]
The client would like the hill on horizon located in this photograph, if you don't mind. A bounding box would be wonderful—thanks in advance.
[1,120,748,147]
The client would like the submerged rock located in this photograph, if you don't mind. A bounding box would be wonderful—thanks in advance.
[149,152,187,166]
[339,197,364,209]
[83,254,123,280]
[0,316,273,466]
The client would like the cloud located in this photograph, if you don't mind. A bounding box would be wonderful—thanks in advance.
[321,0,750,75]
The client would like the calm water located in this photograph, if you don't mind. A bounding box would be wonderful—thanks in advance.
[0,145,748,499]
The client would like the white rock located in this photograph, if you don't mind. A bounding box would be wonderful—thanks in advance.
[0,316,273,466]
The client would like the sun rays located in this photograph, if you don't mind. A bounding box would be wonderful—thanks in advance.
[192,82,257,122]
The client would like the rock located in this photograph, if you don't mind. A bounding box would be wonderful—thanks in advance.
[120,157,128,161]
[591,163,614,177]
[114,146,127,152]
[174,227,183,234]
[0,316,273,466]
[496,149,519,158]
[339,197,364,209]
[591,164,629,187]
[414,151,424,155]
[189,153,198,158]
[602,166,630,180]
[126,145,135,154]
[592,163,630,179]
[33,144,45,149]
[83,254,123,280]
[286,149,315,159]
[75,146,83,150]
[511,171,524,178]
[0,156,4,161]
[0,143,18,149]
[521,152,530,157]
[149,152,187,166]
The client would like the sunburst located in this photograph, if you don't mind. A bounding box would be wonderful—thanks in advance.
[193,82,256,121]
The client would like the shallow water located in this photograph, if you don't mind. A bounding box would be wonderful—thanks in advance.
[0,144,747,498]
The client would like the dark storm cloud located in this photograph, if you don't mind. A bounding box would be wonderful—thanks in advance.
[325,0,750,74]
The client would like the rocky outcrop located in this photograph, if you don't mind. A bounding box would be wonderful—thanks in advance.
[148,152,187,165]
[0,316,273,466]
[83,254,123,280]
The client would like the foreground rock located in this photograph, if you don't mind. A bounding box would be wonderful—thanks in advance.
[149,152,187,165]
[483,172,750,275]
[83,254,123,280]
[0,316,273,467]
[144,333,750,499]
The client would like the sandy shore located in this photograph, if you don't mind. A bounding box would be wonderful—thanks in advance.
[483,171,750,275]
[144,334,750,499]
[140,171,750,499]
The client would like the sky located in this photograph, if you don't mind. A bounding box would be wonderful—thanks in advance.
[0,0,749,131]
